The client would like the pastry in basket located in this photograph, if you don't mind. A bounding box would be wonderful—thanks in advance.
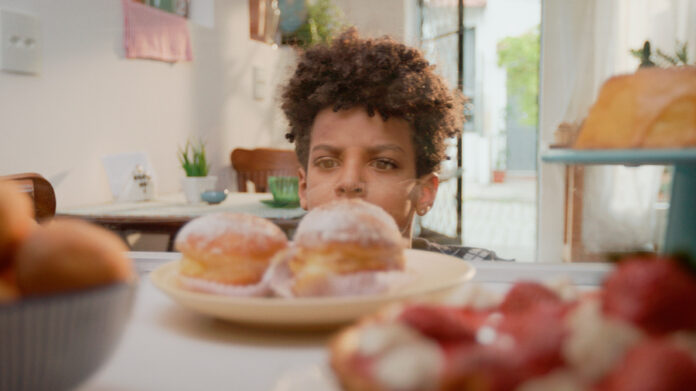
[0,179,37,273]
[268,199,407,297]
[329,255,696,391]
[574,66,696,149]
[175,212,289,296]
[15,218,135,296]
[0,268,20,302]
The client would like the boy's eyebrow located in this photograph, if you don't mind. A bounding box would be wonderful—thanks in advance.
[311,144,340,154]
[368,144,406,154]
[311,144,406,154]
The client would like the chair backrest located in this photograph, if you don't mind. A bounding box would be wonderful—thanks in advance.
[230,148,301,192]
[2,172,56,221]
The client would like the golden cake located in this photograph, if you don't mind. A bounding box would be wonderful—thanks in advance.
[574,67,696,149]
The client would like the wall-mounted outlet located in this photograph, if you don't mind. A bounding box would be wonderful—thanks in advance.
[1,9,41,75]
[253,65,266,100]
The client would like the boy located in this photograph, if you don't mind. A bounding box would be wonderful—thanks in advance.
[281,28,499,261]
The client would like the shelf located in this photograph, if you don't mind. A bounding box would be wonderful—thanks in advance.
[541,147,696,258]
[541,148,696,165]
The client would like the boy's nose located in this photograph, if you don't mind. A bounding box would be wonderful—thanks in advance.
[334,160,366,198]
[336,182,366,196]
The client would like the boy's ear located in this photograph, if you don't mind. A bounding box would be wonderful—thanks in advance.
[416,173,439,216]
[298,166,308,210]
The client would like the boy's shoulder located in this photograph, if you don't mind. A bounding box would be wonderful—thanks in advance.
[411,237,511,261]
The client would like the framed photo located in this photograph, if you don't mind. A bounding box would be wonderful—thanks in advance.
[249,0,280,44]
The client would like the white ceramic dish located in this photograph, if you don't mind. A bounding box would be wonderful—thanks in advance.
[151,249,475,327]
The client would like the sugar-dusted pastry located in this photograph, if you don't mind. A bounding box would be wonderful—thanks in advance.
[574,67,696,149]
[269,199,406,297]
[175,212,288,296]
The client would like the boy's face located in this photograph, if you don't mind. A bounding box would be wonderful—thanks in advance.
[298,107,438,239]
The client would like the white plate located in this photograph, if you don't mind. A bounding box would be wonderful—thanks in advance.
[150,249,475,327]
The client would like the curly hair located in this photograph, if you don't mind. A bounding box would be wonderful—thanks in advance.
[281,28,464,177]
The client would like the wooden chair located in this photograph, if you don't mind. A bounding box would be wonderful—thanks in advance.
[230,148,301,192]
[2,172,56,221]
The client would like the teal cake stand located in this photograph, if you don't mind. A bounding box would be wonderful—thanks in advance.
[542,148,696,258]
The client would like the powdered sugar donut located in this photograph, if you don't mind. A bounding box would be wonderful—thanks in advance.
[271,199,406,297]
[175,213,288,296]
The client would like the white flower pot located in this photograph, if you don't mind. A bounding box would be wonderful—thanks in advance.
[181,176,217,204]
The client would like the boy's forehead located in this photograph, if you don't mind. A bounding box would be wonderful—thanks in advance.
[311,107,413,144]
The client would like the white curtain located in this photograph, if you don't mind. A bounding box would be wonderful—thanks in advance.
[547,0,695,253]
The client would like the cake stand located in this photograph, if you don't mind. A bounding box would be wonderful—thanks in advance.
[542,148,696,258]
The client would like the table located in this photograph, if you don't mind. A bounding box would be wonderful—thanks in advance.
[57,193,307,250]
[76,252,610,391]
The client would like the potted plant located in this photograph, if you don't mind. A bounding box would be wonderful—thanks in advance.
[492,164,506,184]
[492,145,507,184]
[280,0,346,48]
[178,139,216,203]
[630,40,691,68]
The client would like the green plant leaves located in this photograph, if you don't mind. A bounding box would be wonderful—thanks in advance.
[178,139,209,177]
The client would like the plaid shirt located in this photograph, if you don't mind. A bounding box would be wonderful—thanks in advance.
[411,238,509,261]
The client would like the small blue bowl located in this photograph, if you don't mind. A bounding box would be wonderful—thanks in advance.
[200,190,228,204]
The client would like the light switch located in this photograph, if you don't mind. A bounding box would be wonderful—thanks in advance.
[1,9,41,75]
[253,65,266,100]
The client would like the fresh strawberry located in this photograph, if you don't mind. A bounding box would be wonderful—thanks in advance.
[499,281,561,315]
[442,344,524,391]
[596,339,696,391]
[499,302,568,379]
[602,256,696,334]
[440,302,568,391]
[398,305,489,342]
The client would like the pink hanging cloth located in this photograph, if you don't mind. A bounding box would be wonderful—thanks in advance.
[122,0,193,62]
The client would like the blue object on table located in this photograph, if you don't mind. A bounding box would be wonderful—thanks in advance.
[541,148,696,258]
[200,190,228,204]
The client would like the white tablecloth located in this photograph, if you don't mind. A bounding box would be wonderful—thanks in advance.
[58,193,306,220]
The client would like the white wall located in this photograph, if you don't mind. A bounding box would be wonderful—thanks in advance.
[0,0,291,207]
[334,0,407,41]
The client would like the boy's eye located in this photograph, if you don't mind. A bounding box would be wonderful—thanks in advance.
[371,158,398,170]
[314,157,340,169]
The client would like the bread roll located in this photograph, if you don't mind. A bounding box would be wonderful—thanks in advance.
[15,218,134,295]
[0,180,36,271]
[0,268,20,303]
[175,213,289,286]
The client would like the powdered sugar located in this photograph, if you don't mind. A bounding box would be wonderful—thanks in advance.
[562,298,644,382]
[294,199,403,247]
[266,251,412,298]
[175,212,285,250]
